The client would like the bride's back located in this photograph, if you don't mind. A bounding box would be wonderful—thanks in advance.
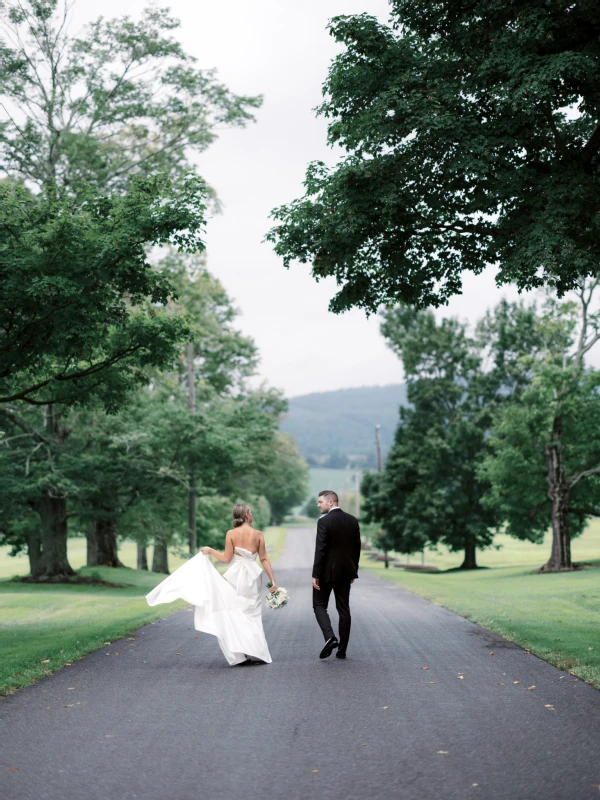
[230,522,262,554]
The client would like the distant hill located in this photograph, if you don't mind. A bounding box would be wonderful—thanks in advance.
[280,384,407,468]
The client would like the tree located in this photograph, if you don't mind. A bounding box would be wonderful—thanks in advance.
[0,0,264,577]
[303,496,320,519]
[0,176,203,407]
[0,1,261,192]
[264,434,309,525]
[267,3,600,312]
[362,308,497,568]
[480,283,600,572]
[0,174,205,578]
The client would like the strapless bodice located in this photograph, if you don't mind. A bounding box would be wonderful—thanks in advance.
[233,547,258,560]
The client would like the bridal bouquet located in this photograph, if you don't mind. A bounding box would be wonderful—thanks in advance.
[265,583,289,609]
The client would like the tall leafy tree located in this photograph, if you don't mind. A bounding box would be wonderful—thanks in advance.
[480,283,600,572]
[363,309,496,568]
[0,175,205,578]
[0,0,261,192]
[363,301,548,568]
[263,433,309,525]
[268,2,600,312]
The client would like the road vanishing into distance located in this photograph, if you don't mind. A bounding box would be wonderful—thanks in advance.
[2,528,599,800]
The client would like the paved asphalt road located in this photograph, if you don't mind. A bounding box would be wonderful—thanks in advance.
[2,528,599,800]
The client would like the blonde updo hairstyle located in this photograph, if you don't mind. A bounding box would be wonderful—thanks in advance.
[232,503,251,528]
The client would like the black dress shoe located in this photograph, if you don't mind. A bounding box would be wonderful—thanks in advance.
[319,637,339,659]
[336,652,347,659]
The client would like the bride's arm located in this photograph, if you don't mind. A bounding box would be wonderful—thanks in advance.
[258,533,277,592]
[201,531,234,563]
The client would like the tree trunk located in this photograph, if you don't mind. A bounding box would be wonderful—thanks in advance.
[188,478,197,556]
[86,522,98,567]
[152,541,169,574]
[32,493,75,579]
[137,543,148,571]
[91,516,124,568]
[25,528,44,578]
[542,418,573,571]
[460,538,478,569]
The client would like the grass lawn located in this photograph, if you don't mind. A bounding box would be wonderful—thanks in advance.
[363,525,600,686]
[0,527,287,696]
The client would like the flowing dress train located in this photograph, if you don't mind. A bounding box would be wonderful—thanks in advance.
[145,547,272,665]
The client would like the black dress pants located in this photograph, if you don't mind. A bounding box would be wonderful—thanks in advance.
[313,580,352,655]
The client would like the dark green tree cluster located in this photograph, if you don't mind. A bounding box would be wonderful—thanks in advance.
[0,1,306,579]
[363,287,600,571]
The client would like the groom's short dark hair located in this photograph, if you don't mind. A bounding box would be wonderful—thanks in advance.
[319,490,338,504]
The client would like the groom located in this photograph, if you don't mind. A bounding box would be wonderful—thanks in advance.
[312,490,361,660]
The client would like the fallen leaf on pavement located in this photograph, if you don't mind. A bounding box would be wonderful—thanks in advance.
[489,652,495,656]
[457,675,465,680]
[429,681,437,684]
[312,770,319,773]
[421,666,429,670]
[382,706,388,709]
[513,681,520,684]
[527,685,536,691]
[128,637,135,641]
[195,636,199,639]
[437,751,449,755]
[6,767,19,771]
[63,704,74,708]
[497,682,504,686]
[68,687,75,690]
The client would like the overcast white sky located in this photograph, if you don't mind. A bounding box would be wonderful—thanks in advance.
[74,0,526,397]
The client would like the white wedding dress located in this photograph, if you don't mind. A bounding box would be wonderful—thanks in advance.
[145,547,272,666]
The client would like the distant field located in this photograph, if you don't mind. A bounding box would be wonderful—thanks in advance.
[0,527,287,696]
[308,467,363,500]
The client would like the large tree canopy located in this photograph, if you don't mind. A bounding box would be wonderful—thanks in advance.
[0,175,205,407]
[0,0,261,192]
[268,1,600,312]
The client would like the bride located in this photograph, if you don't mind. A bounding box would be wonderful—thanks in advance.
[146,503,278,666]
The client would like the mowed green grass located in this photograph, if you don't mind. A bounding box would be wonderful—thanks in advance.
[0,528,287,696]
[363,524,600,686]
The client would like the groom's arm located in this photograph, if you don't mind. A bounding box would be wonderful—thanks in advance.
[354,519,361,574]
[312,516,329,580]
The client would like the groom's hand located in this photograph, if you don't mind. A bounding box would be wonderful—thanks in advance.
[312,578,320,591]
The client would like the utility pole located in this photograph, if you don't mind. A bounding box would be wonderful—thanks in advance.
[375,424,389,568]
[187,342,197,557]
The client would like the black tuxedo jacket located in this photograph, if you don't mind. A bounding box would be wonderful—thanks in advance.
[312,508,361,583]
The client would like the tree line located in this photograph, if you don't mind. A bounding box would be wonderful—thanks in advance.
[361,288,600,572]
[0,1,307,580]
